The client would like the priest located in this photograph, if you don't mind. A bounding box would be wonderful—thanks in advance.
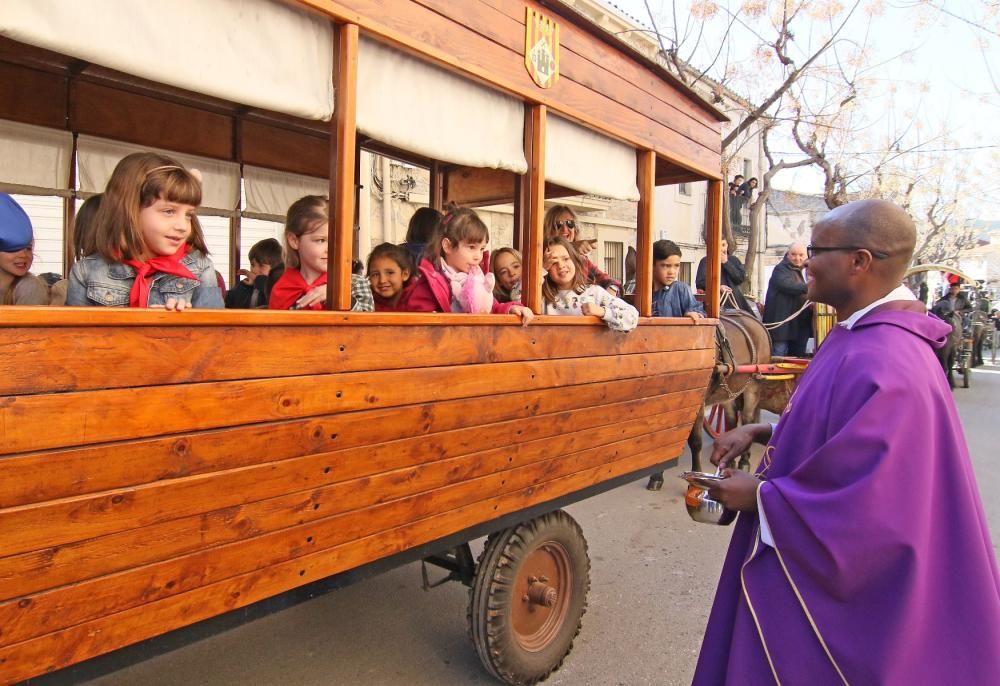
[693,199,1000,684]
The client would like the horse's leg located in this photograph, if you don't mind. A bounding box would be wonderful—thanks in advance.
[737,383,758,471]
[689,405,705,473]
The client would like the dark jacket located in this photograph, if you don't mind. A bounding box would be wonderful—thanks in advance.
[696,253,753,314]
[225,278,270,309]
[763,257,811,342]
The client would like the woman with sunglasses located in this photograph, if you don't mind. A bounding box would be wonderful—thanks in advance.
[543,205,621,295]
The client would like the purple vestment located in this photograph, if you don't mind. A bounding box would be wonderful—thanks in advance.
[694,302,1000,685]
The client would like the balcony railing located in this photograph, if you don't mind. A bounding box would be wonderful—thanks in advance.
[729,196,752,237]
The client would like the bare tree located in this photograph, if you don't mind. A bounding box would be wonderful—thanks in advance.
[644,0,866,289]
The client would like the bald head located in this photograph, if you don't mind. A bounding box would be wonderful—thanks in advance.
[814,199,915,283]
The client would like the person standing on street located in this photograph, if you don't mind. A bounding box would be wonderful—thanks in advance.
[763,243,811,356]
[696,237,754,314]
[693,199,1000,685]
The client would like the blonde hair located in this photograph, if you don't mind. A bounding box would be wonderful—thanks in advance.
[543,205,576,239]
[426,203,489,262]
[91,152,206,261]
[541,236,588,304]
[284,195,329,269]
[491,246,522,302]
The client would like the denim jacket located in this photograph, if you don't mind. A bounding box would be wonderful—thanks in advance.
[66,251,224,308]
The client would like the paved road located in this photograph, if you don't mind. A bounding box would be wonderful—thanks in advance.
[84,365,1000,686]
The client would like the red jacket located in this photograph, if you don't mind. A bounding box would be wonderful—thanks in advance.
[405,258,515,314]
[373,278,421,312]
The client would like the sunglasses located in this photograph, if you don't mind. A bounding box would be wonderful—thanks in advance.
[555,219,576,230]
[806,245,889,260]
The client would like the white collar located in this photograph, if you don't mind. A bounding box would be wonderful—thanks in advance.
[838,285,918,330]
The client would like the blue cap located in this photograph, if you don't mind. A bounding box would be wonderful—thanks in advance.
[0,194,34,253]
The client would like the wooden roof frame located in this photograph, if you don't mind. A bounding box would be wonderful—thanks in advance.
[0,0,725,317]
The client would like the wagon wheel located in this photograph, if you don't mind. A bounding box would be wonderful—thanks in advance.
[962,349,971,388]
[704,402,737,439]
[468,510,590,686]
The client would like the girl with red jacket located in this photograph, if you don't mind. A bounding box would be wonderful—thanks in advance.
[405,206,532,324]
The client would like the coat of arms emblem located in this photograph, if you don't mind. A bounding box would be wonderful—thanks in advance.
[525,8,560,89]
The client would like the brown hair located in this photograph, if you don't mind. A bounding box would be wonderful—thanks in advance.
[366,242,413,278]
[91,152,207,262]
[543,204,576,239]
[542,236,588,304]
[491,246,522,302]
[73,194,102,259]
[405,207,442,244]
[248,238,283,268]
[426,203,489,262]
[284,195,329,269]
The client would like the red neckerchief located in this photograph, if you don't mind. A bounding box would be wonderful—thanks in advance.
[121,244,196,308]
[268,268,327,310]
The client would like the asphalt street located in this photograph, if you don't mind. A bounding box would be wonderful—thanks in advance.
[81,364,1000,686]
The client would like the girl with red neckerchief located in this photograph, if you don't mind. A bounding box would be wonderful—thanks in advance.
[65,152,223,310]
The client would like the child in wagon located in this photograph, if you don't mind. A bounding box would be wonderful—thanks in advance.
[651,239,703,320]
[405,205,533,324]
[269,195,374,311]
[542,236,637,331]
[65,153,223,309]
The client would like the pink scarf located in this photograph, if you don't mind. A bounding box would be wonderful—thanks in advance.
[121,244,197,308]
[438,259,495,314]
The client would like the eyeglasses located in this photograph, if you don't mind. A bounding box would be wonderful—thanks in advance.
[555,219,576,230]
[806,245,889,260]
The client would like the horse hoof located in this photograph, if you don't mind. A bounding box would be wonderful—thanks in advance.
[646,476,664,491]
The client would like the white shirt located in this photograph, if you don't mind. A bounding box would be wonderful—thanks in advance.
[757,284,919,547]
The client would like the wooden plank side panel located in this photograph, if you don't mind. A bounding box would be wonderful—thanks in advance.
[0,391,703,561]
[0,399,697,602]
[0,369,709,509]
[0,348,716,455]
[0,321,714,395]
[0,421,693,648]
[0,442,682,684]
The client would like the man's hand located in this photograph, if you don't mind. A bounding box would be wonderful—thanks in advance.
[710,423,772,469]
[686,311,703,322]
[707,469,760,512]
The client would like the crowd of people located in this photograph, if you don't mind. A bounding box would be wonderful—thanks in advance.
[0,152,647,331]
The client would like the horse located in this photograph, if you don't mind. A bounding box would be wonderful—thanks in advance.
[646,310,772,489]
[971,311,989,368]
[930,301,963,388]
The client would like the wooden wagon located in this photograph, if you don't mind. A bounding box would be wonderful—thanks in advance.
[0,1,728,683]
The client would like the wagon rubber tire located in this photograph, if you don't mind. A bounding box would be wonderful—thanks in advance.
[467,510,590,686]
[963,363,970,388]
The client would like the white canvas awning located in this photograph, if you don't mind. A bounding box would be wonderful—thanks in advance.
[77,136,241,216]
[0,0,334,121]
[546,115,640,201]
[243,166,329,221]
[0,119,74,196]
[357,37,527,174]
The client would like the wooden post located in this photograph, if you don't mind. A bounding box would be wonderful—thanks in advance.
[429,161,445,211]
[522,104,546,314]
[63,134,78,274]
[635,150,655,318]
[228,118,243,290]
[329,22,359,311]
[705,179,723,318]
[512,174,526,252]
